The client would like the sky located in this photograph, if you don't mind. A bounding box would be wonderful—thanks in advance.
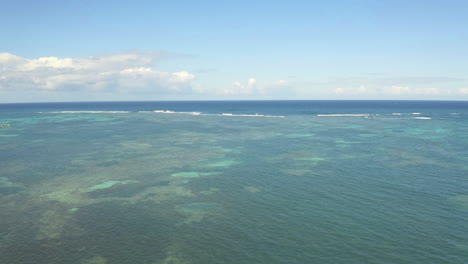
[1,0,468,102]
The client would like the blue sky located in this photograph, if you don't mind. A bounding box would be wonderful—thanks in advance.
[1,0,468,102]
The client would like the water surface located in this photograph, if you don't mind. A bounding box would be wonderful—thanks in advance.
[0,101,467,264]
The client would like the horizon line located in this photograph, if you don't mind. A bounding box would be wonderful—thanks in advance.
[2,99,468,105]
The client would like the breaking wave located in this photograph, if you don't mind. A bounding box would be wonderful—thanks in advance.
[38,111,130,114]
[37,111,433,120]
[317,114,370,117]
[38,110,285,118]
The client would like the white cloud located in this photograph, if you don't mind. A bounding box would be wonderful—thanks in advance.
[0,52,196,97]
[333,87,345,94]
[386,85,411,95]
[459,88,468,94]
[225,78,259,95]
[385,86,452,95]
[247,78,257,88]
[291,75,466,99]
[0,53,27,68]
[331,83,454,96]
[356,85,368,93]
[221,78,294,99]
[413,88,443,95]
[333,85,371,95]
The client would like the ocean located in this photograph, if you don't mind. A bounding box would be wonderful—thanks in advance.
[0,100,467,264]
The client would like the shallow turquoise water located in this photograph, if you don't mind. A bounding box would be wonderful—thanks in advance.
[0,101,467,264]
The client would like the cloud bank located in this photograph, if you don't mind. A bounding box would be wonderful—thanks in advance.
[1,51,467,102]
[300,75,468,99]
[0,52,196,101]
[332,85,454,96]
[221,78,294,99]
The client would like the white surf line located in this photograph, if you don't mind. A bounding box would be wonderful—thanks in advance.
[317,114,370,117]
[219,113,285,118]
[153,110,202,115]
[39,110,285,118]
[37,111,130,114]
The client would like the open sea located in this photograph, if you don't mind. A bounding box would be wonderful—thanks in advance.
[0,100,467,264]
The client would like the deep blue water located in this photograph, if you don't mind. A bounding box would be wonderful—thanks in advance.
[3,100,468,115]
[0,101,467,264]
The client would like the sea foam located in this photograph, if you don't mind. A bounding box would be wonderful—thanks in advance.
[39,111,130,114]
[317,114,370,117]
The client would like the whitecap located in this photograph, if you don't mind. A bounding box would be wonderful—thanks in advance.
[153,110,175,113]
[220,113,266,117]
[38,111,129,114]
[317,114,370,117]
[264,115,285,118]
[177,111,202,115]
[153,110,202,115]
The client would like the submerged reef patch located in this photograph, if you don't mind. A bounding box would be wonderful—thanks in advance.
[175,203,222,223]
[175,203,221,212]
[171,172,220,178]
[0,177,25,195]
[160,255,191,264]
[297,157,325,162]
[282,169,314,176]
[71,201,175,264]
[133,185,195,202]
[244,186,261,193]
[86,180,139,192]
[82,255,108,264]
[203,159,239,168]
[285,133,316,138]
[452,194,468,210]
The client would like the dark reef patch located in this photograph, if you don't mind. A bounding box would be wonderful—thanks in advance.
[0,200,179,264]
